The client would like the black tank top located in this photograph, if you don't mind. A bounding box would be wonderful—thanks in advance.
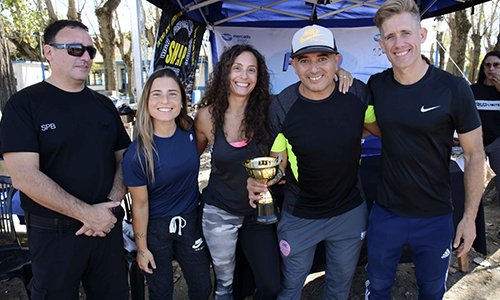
[201,129,267,216]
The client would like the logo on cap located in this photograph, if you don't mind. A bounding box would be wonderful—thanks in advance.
[291,24,337,58]
[300,28,325,44]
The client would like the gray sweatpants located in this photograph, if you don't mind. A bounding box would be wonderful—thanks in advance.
[277,203,368,300]
[202,204,244,300]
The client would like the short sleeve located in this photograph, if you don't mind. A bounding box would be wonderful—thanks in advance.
[364,105,376,123]
[121,144,148,187]
[0,91,40,156]
[270,133,287,152]
[451,79,481,134]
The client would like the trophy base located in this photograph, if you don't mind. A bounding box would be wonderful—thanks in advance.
[256,202,279,225]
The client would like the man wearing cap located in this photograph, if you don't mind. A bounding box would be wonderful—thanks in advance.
[0,20,130,299]
[364,0,485,299]
[248,24,380,299]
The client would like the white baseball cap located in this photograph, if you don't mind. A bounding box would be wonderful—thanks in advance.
[291,24,338,58]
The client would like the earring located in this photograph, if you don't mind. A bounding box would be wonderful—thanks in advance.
[181,105,184,109]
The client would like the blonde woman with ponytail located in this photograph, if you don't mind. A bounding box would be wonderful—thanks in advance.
[122,68,211,300]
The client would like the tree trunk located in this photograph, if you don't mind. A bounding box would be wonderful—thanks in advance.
[95,0,121,92]
[44,0,57,24]
[67,0,80,21]
[115,16,134,102]
[429,43,435,66]
[145,7,161,47]
[467,4,484,83]
[9,39,39,61]
[0,16,17,112]
[446,10,471,77]
[437,31,445,70]
[469,31,482,83]
[495,32,500,51]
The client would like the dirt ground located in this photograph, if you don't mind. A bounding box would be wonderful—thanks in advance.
[1,153,499,299]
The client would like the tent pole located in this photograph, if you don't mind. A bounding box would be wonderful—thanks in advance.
[131,0,144,102]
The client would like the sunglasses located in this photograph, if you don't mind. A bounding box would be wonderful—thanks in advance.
[483,62,500,69]
[49,43,97,59]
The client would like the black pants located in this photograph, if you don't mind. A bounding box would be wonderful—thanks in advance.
[146,207,212,300]
[237,221,280,300]
[27,209,129,300]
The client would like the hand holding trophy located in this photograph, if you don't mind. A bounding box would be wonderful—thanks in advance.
[243,155,281,224]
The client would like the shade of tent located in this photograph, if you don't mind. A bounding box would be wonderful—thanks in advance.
[131,0,488,94]
[146,0,488,28]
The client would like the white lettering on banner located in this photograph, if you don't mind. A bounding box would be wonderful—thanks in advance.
[475,100,500,111]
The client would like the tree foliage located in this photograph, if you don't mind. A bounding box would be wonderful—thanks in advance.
[1,0,48,61]
[0,0,82,62]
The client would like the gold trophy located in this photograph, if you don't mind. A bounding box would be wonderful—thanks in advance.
[243,156,281,224]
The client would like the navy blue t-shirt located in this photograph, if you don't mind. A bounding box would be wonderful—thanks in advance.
[122,127,200,219]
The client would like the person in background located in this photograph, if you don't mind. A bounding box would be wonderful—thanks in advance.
[0,20,130,299]
[471,51,500,228]
[365,0,485,298]
[122,68,212,300]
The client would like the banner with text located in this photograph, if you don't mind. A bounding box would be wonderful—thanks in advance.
[214,26,392,95]
[154,2,206,98]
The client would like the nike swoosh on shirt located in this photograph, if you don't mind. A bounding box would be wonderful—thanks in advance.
[420,105,441,113]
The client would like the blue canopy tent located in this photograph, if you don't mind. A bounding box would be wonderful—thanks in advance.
[131,0,488,97]
[140,0,489,90]
[146,0,488,28]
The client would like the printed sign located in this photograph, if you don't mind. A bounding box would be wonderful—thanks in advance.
[154,2,206,98]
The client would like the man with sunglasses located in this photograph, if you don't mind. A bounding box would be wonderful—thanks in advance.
[0,20,130,299]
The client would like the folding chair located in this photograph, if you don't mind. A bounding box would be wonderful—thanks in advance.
[0,176,32,297]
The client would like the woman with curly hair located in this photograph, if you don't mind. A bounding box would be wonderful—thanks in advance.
[194,44,279,300]
[122,68,212,299]
[195,43,353,299]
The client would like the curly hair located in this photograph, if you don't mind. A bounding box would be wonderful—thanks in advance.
[200,44,271,154]
[135,68,193,185]
[477,51,500,84]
